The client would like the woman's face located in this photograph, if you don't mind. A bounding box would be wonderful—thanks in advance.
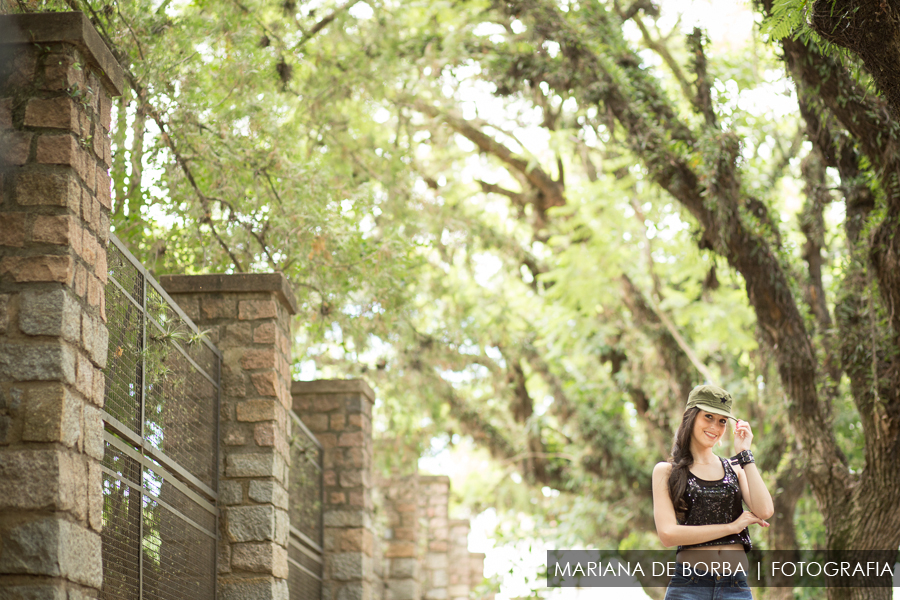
[691,411,729,449]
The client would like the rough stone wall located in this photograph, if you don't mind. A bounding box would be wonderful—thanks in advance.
[417,476,450,600]
[293,379,377,600]
[447,520,470,600]
[0,12,122,600]
[467,554,489,600]
[378,473,420,600]
[160,273,297,600]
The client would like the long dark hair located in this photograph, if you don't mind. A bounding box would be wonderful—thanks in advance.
[668,407,700,517]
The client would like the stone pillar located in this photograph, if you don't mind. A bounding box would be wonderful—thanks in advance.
[0,12,122,600]
[380,474,420,600]
[447,520,470,600]
[467,554,488,600]
[292,379,376,600]
[417,476,450,600]
[160,273,297,600]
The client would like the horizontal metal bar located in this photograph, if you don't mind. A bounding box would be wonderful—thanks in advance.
[290,525,324,555]
[100,465,217,540]
[104,421,217,501]
[104,431,217,513]
[110,234,222,360]
[103,414,142,448]
[108,274,143,314]
[287,555,323,581]
[141,443,217,501]
[290,410,323,450]
[289,533,324,564]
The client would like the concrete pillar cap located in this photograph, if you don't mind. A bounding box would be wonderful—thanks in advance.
[0,12,124,95]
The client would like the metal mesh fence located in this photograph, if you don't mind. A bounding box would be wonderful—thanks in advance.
[102,235,220,600]
[289,415,323,544]
[288,412,324,600]
[289,541,323,600]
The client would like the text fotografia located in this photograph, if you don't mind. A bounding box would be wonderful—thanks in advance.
[546,550,900,588]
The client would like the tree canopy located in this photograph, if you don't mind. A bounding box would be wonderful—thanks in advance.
[7,0,900,598]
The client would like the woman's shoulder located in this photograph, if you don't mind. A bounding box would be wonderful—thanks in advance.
[652,461,673,476]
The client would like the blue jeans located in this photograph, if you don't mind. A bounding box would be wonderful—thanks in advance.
[664,565,753,600]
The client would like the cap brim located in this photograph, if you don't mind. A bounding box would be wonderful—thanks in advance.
[691,402,738,421]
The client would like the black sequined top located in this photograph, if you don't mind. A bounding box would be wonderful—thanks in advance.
[676,457,751,553]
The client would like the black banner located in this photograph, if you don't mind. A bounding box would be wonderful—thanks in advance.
[546,550,900,588]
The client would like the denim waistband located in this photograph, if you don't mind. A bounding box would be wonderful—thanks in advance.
[674,561,749,582]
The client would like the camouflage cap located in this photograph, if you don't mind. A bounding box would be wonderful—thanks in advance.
[685,384,738,421]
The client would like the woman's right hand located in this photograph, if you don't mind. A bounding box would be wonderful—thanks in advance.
[733,510,769,533]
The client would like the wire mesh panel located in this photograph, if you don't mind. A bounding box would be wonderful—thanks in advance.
[101,235,221,600]
[288,412,323,600]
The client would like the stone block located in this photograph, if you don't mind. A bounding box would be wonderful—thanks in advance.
[74,353,94,397]
[251,371,278,397]
[0,341,76,384]
[248,480,289,509]
[336,585,365,600]
[0,517,101,586]
[241,349,275,370]
[274,507,289,545]
[1,130,32,166]
[222,322,252,345]
[253,322,276,344]
[219,578,289,600]
[219,480,244,505]
[253,421,275,447]
[387,579,418,600]
[389,557,418,579]
[81,312,108,368]
[0,294,10,335]
[226,451,280,478]
[0,98,12,128]
[431,569,448,587]
[392,527,415,541]
[323,510,370,529]
[237,399,279,422]
[0,256,74,284]
[0,583,67,600]
[425,553,448,570]
[231,542,288,578]
[328,553,366,581]
[19,288,81,341]
[222,422,248,446]
[302,413,329,432]
[32,215,78,247]
[87,460,103,532]
[200,297,236,319]
[41,53,84,91]
[0,414,10,445]
[424,589,448,600]
[225,505,276,542]
[239,299,277,320]
[338,432,364,447]
[0,213,26,247]
[22,383,81,447]
[96,168,112,209]
[330,413,346,431]
[384,542,416,558]
[340,471,365,489]
[24,97,79,130]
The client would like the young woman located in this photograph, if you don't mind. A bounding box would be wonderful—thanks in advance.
[652,384,774,599]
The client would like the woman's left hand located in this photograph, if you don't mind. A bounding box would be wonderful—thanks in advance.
[733,419,753,452]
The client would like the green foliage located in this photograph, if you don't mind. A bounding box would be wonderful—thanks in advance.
[9,0,899,595]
